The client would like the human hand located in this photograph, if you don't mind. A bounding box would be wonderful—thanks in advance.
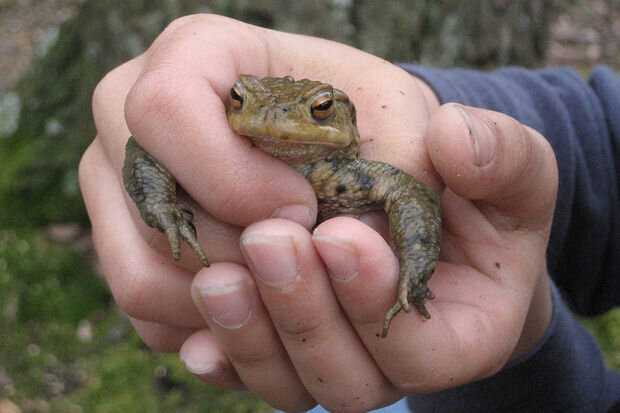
[79,14,441,411]
[172,101,558,412]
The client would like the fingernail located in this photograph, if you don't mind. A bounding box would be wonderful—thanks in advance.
[180,349,220,376]
[272,204,315,229]
[455,105,496,166]
[241,234,300,288]
[198,281,253,329]
[312,229,359,282]
[182,358,219,376]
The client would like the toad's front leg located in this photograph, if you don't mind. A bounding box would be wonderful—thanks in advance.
[364,161,442,337]
[122,137,209,267]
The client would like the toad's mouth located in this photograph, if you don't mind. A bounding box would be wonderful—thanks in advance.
[249,133,342,146]
[246,135,340,165]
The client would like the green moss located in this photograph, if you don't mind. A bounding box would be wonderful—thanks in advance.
[0,19,101,227]
[582,309,620,371]
[0,230,268,411]
[0,230,108,324]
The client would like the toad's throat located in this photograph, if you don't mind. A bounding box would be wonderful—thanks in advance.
[249,135,341,166]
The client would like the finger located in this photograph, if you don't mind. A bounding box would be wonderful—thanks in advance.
[123,17,318,229]
[92,56,244,270]
[191,263,316,412]
[427,104,556,291]
[179,329,246,390]
[240,219,403,412]
[426,105,556,361]
[312,217,400,340]
[92,54,145,170]
[129,317,195,353]
[427,104,558,231]
[313,217,522,393]
[79,139,204,327]
[312,218,453,387]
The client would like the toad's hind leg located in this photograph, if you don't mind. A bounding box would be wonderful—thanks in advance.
[375,165,441,338]
[335,159,441,337]
[122,137,209,267]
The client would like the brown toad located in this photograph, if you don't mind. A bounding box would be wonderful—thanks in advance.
[123,75,441,337]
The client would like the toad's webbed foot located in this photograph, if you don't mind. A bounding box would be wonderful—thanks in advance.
[381,275,435,338]
[122,137,209,267]
[157,206,209,267]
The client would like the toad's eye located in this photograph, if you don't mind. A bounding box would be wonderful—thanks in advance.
[229,82,245,110]
[310,91,334,120]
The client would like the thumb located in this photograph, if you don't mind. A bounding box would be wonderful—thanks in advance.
[426,104,558,231]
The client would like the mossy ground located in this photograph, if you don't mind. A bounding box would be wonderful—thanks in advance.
[0,229,269,412]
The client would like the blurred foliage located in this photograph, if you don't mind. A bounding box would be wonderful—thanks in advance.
[0,230,106,325]
[0,0,617,410]
[0,230,268,411]
[582,310,620,371]
[0,0,575,228]
[0,0,199,227]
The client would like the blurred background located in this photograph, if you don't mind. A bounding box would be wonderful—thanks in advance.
[0,0,618,411]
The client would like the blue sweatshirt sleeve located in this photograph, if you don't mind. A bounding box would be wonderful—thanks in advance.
[408,280,620,412]
[398,65,620,411]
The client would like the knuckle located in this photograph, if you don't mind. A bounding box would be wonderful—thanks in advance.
[164,14,202,33]
[124,70,161,131]
[154,14,233,57]
[77,142,97,186]
[164,13,217,34]
[92,68,115,104]
[92,59,143,133]
[275,311,325,344]
[124,67,185,138]
[92,66,121,118]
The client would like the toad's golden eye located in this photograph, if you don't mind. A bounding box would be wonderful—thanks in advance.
[229,82,245,110]
[310,91,334,120]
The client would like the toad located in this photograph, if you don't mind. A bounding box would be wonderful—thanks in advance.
[123,75,441,337]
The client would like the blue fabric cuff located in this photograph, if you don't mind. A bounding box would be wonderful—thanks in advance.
[406,279,619,412]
